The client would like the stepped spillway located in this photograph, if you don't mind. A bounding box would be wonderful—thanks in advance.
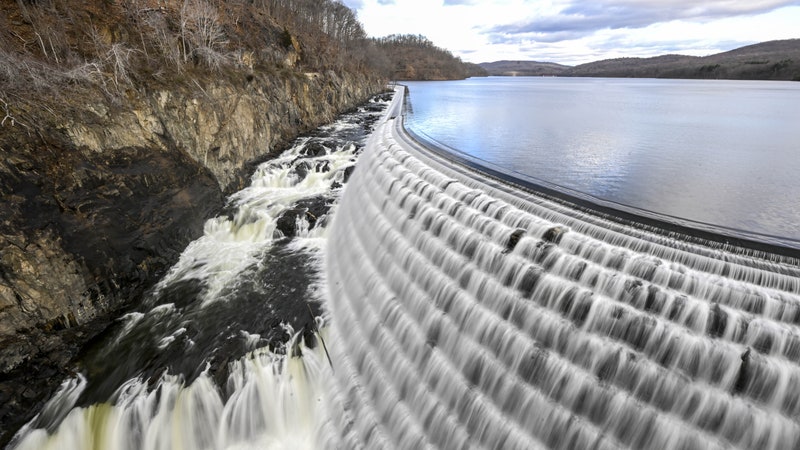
[324,86,800,449]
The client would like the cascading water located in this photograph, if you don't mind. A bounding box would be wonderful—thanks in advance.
[7,93,394,450]
[324,86,800,449]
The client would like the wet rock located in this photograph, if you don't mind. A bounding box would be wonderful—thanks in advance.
[196,246,323,390]
[0,316,109,446]
[293,159,333,181]
[505,228,526,253]
[734,348,751,395]
[375,92,394,102]
[706,303,728,337]
[542,226,568,244]
[301,141,328,157]
[0,142,222,445]
[317,161,331,173]
[293,160,312,179]
[296,197,332,224]
[275,209,306,238]
[363,103,386,112]
[1,145,222,346]
[341,165,356,183]
[275,196,332,238]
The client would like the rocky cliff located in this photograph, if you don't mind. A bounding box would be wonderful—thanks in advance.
[0,67,383,438]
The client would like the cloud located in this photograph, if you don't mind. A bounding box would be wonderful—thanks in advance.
[342,0,396,8]
[489,0,800,43]
[346,0,800,64]
[579,35,755,58]
[340,0,364,9]
[489,29,588,44]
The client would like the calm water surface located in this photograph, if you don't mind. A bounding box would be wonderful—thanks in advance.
[404,77,800,247]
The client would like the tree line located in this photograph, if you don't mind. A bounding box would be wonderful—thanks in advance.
[0,0,378,87]
[0,0,482,130]
[373,34,486,80]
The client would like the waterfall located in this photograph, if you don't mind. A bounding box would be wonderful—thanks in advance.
[324,86,800,449]
[11,334,332,450]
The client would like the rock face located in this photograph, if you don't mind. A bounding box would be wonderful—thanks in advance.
[63,71,379,193]
[0,70,383,439]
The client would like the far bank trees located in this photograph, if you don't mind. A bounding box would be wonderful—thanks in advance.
[373,34,486,80]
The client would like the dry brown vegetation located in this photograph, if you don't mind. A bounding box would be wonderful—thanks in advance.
[480,60,570,77]
[373,34,486,81]
[0,0,386,131]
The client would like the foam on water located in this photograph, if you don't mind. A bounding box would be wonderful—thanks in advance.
[11,333,332,450]
[153,136,361,306]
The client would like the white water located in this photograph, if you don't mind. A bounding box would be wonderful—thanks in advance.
[154,129,361,306]
[324,86,800,449]
[12,333,331,450]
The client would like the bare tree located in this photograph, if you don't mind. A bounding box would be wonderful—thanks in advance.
[142,10,183,70]
[180,0,229,70]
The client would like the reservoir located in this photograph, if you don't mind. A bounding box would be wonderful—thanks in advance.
[404,77,800,249]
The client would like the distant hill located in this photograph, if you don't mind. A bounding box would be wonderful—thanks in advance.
[479,39,800,81]
[374,34,487,80]
[480,60,569,76]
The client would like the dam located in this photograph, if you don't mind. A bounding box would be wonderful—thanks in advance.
[9,85,800,450]
[323,85,800,449]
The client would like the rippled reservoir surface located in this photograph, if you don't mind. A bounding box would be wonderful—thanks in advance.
[404,77,800,248]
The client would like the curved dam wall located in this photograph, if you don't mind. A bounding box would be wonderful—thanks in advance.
[324,86,800,449]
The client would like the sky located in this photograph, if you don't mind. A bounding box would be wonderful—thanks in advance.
[340,0,800,65]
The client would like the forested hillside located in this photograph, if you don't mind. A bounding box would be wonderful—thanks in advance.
[480,60,569,76]
[480,39,800,81]
[373,34,487,80]
[0,0,382,119]
[566,39,800,80]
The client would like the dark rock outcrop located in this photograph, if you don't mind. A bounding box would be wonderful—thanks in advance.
[0,135,223,441]
[0,131,222,356]
[275,196,333,238]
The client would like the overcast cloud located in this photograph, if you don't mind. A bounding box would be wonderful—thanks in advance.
[341,0,800,64]
[490,0,800,43]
